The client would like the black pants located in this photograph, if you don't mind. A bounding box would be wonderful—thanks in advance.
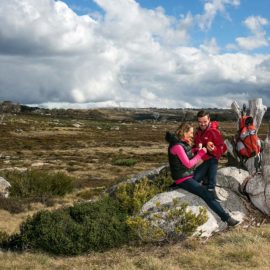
[194,158,218,190]
[178,178,230,222]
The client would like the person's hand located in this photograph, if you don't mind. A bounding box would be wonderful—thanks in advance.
[202,147,207,153]
[207,141,215,152]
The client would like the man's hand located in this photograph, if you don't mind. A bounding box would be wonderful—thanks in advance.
[206,141,215,152]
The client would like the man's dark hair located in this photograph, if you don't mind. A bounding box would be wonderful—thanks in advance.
[197,110,210,118]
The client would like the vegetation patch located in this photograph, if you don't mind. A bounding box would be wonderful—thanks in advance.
[1,196,133,255]
[0,197,27,213]
[112,158,137,167]
[0,170,74,212]
[4,169,74,200]
[127,200,208,243]
[114,175,173,215]
[76,187,105,200]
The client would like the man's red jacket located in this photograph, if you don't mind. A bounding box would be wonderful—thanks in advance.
[193,121,227,161]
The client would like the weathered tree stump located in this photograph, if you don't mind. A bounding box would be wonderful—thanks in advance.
[225,98,270,215]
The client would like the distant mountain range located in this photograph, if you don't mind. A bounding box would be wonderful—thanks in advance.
[1,100,270,122]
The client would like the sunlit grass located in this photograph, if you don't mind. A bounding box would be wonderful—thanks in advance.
[0,225,270,269]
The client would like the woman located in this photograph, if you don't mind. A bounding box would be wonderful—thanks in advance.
[166,122,239,227]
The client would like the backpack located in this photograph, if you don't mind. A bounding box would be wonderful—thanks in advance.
[236,115,260,158]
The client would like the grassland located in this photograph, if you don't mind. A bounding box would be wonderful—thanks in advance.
[0,111,270,269]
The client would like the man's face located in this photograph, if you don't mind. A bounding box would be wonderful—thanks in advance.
[198,115,210,131]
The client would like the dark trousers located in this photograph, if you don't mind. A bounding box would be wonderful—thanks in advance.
[194,158,218,190]
[178,178,230,222]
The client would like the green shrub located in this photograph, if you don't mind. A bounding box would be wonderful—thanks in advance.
[0,231,9,245]
[3,196,133,255]
[114,178,160,214]
[4,170,73,202]
[127,200,208,243]
[114,175,173,215]
[112,158,137,166]
[151,174,174,192]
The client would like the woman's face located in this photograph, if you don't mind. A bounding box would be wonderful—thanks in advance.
[184,127,194,141]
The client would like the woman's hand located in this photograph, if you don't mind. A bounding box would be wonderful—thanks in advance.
[202,147,207,153]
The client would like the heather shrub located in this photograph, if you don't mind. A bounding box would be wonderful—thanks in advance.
[127,200,208,243]
[114,175,173,215]
[2,196,133,255]
[5,169,74,202]
[114,177,160,214]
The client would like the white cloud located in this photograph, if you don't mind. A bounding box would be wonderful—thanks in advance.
[0,0,269,109]
[244,16,268,34]
[236,34,268,51]
[0,0,98,55]
[197,0,240,31]
[200,38,220,54]
[234,16,269,51]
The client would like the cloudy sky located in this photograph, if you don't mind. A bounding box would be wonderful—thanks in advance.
[0,0,270,108]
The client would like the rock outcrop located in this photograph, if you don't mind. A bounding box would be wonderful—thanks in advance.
[111,165,250,238]
[141,167,247,238]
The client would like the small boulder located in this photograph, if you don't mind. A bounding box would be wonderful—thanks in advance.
[0,176,11,198]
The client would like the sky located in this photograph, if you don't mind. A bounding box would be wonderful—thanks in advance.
[0,0,270,109]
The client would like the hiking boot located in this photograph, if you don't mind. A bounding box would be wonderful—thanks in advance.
[208,188,221,201]
[226,217,240,227]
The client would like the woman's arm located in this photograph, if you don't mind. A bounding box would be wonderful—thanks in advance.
[170,145,206,169]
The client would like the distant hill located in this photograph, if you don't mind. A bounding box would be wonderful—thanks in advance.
[1,100,270,122]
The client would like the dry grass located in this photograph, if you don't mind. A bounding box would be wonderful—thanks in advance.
[0,225,270,269]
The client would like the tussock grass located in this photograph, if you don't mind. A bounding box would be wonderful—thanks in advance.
[0,225,270,269]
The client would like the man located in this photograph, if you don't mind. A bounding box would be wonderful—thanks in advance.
[193,110,227,200]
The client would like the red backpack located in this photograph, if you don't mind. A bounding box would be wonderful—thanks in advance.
[236,115,260,158]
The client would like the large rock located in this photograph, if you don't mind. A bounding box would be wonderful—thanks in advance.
[242,137,270,216]
[216,167,249,193]
[110,165,249,238]
[141,185,246,238]
[0,176,11,198]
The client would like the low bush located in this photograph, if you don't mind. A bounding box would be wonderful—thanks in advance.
[112,158,137,166]
[2,196,134,255]
[114,178,160,214]
[127,200,208,243]
[114,175,173,215]
[4,169,74,202]
[151,174,174,191]
[0,231,9,245]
